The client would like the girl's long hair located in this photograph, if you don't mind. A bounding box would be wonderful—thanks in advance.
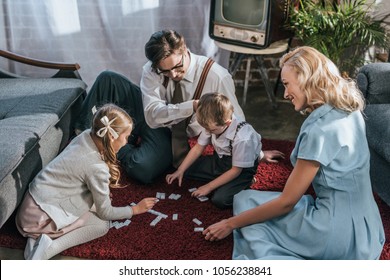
[91,104,133,188]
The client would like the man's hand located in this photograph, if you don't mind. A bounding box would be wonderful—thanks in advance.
[261,150,285,163]
[166,169,185,186]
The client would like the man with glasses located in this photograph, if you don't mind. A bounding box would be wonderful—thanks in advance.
[74,30,280,185]
[141,30,245,169]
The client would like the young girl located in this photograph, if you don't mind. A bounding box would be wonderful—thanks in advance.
[203,47,385,259]
[16,104,157,260]
[166,93,283,209]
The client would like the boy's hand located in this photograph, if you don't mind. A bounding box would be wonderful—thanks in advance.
[132,197,158,215]
[192,185,212,197]
[193,100,199,112]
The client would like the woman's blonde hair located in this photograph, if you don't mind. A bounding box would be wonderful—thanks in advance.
[197,93,233,128]
[280,46,365,114]
[91,104,133,188]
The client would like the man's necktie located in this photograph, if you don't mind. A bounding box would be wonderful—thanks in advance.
[171,82,190,168]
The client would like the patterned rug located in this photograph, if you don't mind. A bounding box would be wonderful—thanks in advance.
[0,139,389,259]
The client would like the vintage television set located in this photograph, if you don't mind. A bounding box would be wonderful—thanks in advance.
[209,0,295,49]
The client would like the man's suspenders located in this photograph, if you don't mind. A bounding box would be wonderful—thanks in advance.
[164,58,215,126]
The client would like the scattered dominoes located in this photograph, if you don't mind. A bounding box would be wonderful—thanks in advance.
[129,192,208,231]
[192,218,202,225]
[150,215,163,227]
[187,188,209,202]
[156,192,166,199]
[110,219,131,229]
[168,193,181,200]
[197,196,209,202]
[110,221,118,229]
[130,202,168,218]
[148,209,168,219]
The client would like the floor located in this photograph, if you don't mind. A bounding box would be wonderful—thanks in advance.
[0,84,306,260]
[238,84,306,141]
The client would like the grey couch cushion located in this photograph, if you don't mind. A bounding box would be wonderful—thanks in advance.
[364,104,390,163]
[0,78,86,182]
[356,63,390,104]
[357,62,390,206]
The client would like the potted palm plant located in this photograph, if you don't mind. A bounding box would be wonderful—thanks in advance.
[287,0,389,77]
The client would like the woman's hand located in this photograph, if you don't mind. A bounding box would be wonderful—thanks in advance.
[132,197,158,215]
[203,219,234,241]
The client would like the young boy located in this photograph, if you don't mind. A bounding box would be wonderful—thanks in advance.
[166,93,282,209]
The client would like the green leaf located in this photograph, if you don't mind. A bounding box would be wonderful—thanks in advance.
[286,0,389,77]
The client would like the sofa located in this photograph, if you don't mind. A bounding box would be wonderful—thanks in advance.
[356,62,390,206]
[0,50,87,228]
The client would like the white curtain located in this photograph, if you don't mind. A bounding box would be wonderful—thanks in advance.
[0,0,230,88]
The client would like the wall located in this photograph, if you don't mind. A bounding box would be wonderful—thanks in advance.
[230,53,284,88]
[229,37,303,89]
[2,1,345,92]
[0,0,229,88]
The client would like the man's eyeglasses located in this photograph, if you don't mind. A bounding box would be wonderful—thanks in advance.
[156,55,184,75]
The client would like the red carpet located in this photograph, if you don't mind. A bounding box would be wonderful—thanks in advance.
[0,139,389,259]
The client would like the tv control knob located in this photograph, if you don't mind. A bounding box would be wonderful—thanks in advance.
[250,35,259,43]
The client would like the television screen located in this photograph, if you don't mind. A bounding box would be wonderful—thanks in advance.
[209,0,294,49]
[223,0,266,26]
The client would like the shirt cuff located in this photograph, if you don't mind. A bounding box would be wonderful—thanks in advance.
[178,100,194,116]
[259,150,265,161]
[128,205,134,218]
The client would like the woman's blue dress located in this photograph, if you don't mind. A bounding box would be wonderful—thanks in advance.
[232,104,385,259]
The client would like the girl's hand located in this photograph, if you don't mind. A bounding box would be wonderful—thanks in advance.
[192,185,212,197]
[132,197,158,215]
[203,219,233,241]
[166,170,184,186]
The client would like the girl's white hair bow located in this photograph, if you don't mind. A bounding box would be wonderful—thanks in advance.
[96,116,119,139]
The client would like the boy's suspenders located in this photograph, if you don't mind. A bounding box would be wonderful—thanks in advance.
[229,121,247,156]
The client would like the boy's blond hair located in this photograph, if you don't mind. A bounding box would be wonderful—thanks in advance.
[197,93,234,128]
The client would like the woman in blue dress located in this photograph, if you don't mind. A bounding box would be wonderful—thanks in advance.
[202,46,385,259]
